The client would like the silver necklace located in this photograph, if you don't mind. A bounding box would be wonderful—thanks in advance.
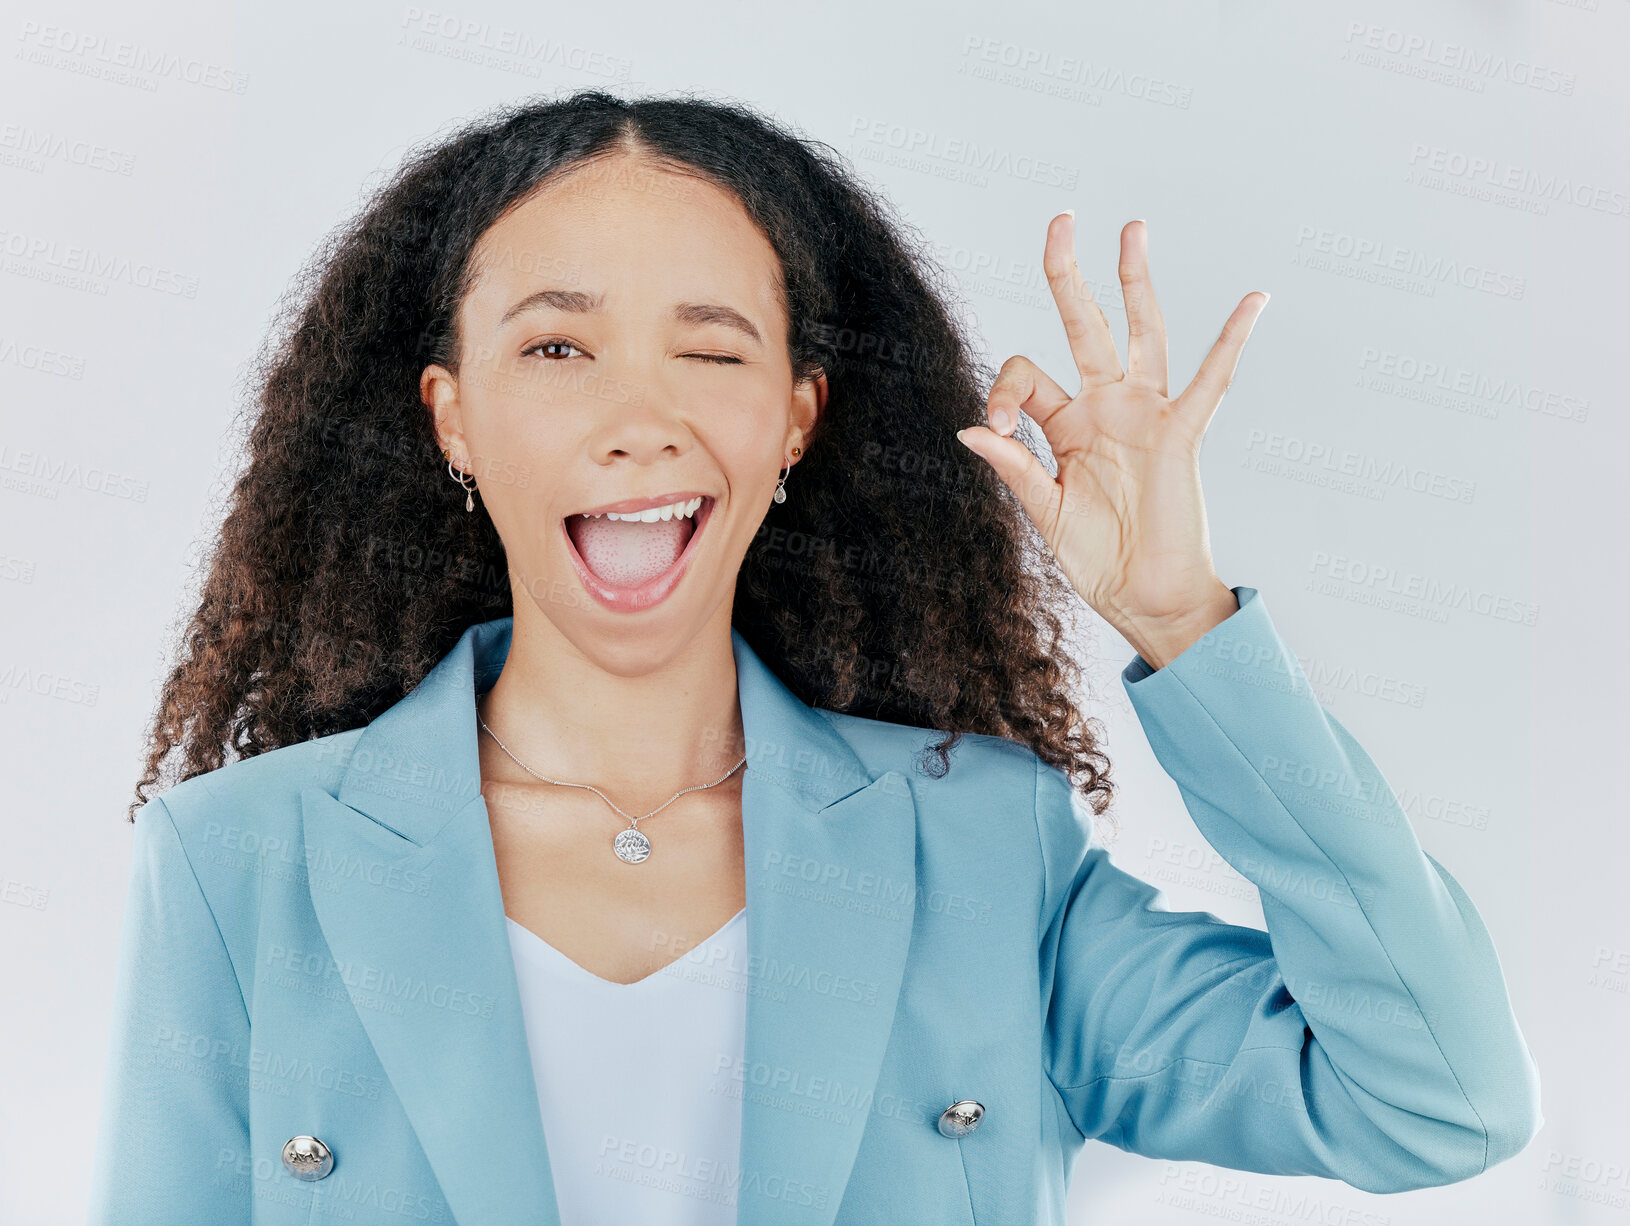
[477,714,747,865]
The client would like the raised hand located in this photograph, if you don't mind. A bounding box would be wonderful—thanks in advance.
[955,215,1268,669]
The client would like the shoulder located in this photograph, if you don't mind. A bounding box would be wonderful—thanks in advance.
[813,705,1050,838]
[152,726,365,843]
[813,708,1075,941]
[815,705,1036,779]
[128,728,367,956]
[818,707,1095,879]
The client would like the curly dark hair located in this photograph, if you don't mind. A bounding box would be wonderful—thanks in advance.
[130,88,1118,837]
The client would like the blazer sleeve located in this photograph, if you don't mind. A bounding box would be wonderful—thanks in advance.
[87,794,251,1224]
[1036,585,1543,1194]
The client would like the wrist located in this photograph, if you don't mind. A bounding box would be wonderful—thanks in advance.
[1117,582,1239,671]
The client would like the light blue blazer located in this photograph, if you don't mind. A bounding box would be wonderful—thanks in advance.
[88,586,1542,1225]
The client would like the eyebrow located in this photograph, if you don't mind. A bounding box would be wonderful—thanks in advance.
[498,288,764,346]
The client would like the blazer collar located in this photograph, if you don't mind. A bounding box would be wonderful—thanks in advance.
[300,618,918,1226]
[330,617,887,845]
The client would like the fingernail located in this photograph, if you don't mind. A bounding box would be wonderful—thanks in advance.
[990,409,1010,431]
[1063,208,1075,218]
[955,428,973,447]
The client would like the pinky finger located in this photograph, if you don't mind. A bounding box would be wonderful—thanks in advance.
[1178,292,1269,430]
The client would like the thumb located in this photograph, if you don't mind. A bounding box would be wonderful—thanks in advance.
[955,425,1062,532]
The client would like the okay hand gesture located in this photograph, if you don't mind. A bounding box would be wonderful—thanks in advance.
[956,215,1269,667]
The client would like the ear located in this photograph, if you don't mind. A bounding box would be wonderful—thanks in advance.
[421,363,469,465]
[790,366,827,457]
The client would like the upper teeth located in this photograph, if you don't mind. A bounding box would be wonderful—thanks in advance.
[585,496,705,522]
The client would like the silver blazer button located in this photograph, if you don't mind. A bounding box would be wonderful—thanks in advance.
[937,1100,985,1137]
[282,1135,334,1180]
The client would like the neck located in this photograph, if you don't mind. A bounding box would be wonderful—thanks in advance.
[475,603,746,813]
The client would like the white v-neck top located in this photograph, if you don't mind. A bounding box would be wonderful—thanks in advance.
[504,907,749,1226]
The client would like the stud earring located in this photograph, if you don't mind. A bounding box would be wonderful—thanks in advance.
[773,445,802,504]
[443,448,477,513]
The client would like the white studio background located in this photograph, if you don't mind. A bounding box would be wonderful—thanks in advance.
[4,1,1623,1223]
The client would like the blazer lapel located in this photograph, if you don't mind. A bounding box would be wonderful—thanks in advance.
[300,617,559,1225]
[729,631,918,1226]
[300,617,919,1226]
[300,784,555,1223]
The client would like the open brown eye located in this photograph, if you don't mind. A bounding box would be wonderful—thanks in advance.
[522,339,585,360]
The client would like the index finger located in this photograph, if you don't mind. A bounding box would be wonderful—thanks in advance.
[1176,292,1270,429]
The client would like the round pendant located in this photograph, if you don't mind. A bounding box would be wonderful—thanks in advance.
[613,828,651,864]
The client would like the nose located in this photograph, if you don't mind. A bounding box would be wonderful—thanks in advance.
[584,393,695,468]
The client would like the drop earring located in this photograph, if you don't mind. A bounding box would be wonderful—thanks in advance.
[773,446,802,504]
[443,448,477,512]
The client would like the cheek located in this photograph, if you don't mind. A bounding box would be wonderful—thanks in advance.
[470,353,608,431]
[705,431,780,513]
[459,437,560,545]
[698,382,789,468]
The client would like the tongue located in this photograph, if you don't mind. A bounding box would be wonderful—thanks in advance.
[568,514,694,588]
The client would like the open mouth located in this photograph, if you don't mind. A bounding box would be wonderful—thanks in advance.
[561,493,715,613]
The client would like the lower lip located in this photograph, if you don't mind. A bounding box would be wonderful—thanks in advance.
[561,497,715,614]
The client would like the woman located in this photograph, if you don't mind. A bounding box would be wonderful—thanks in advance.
[89,91,1541,1225]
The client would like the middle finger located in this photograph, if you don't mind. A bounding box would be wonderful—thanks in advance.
[1118,220,1169,395]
